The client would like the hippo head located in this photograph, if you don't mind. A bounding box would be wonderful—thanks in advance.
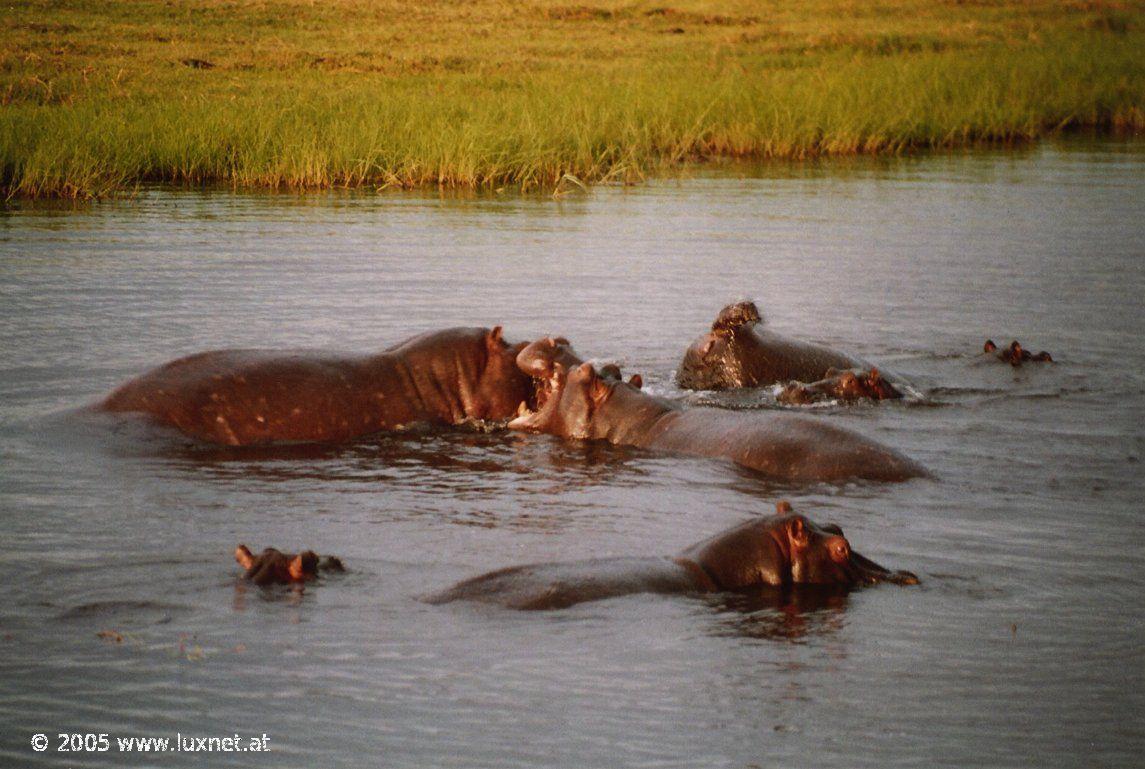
[832,368,902,400]
[678,501,918,590]
[862,368,902,399]
[677,301,763,389]
[778,368,902,405]
[236,545,322,585]
[713,300,763,331]
[510,359,646,440]
[471,326,536,420]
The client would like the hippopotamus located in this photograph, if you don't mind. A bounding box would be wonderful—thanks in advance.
[677,301,866,390]
[777,368,902,405]
[984,339,1053,366]
[234,545,345,585]
[512,337,927,483]
[101,327,534,445]
[426,501,918,610]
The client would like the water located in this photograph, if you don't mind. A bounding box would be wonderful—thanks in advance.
[1,140,1143,768]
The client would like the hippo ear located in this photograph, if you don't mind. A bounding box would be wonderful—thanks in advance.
[868,368,881,381]
[590,376,611,405]
[288,555,307,582]
[628,373,643,389]
[486,326,504,348]
[234,545,255,570]
[554,336,570,346]
[775,500,793,514]
[984,340,996,352]
[787,516,810,548]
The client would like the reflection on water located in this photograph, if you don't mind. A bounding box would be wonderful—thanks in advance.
[704,587,852,643]
[1,139,1144,767]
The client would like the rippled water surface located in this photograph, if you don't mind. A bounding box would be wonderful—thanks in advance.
[1,141,1143,768]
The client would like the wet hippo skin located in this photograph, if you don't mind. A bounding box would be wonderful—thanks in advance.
[426,501,918,610]
[101,326,533,445]
[677,301,865,390]
[512,338,927,483]
[235,545,345,586]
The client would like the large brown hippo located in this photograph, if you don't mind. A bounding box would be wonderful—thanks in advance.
[512,337,927,483]
[101,327,534,445]
[984,339,1053,366]
[235,545,345,586]
[677,301,865,390]
[777,368,903,406]
[426,501,918,610]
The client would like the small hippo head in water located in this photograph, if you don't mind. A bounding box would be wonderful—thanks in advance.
[777,368,903,405]
[984,339,1053,366]
[235,545,345,586]
[679,501,920,589]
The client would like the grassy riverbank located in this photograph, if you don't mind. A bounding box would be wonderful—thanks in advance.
[3,0,1144,198]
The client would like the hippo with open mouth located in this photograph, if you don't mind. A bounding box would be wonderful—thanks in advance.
[511,337,927,483]
[426,501,918,610]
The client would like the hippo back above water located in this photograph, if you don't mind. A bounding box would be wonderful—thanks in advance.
[101,326,533,446]
[677,301,865,390]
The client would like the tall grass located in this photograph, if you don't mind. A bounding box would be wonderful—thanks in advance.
[2,0,1143,198]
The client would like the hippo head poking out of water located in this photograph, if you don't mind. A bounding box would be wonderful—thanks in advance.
[513,336,643,435]
[676,301,865,390]
[510,357,648,441]
[235,545,345,585]
[984,339,1053,366]
[678,501,920,590]
[777,367,903,405]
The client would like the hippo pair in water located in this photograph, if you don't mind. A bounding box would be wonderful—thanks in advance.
[99,323,927,483]
[247,502,918,609]
[676,301,905,404]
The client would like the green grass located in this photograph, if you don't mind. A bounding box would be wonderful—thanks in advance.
[2,0,1144,198]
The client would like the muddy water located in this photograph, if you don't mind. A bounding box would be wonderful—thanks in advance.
[1,140,1143,767]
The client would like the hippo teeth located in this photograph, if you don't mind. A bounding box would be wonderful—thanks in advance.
[516,400,530,417]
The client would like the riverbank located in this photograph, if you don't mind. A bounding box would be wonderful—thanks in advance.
[3,0,1143,198]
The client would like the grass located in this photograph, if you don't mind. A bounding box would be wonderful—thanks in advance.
[2,0,1144,198]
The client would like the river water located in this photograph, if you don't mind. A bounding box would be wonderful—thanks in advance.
[1,140,1142,768]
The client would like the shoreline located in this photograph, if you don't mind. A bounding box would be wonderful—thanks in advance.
[4,0,1143,199]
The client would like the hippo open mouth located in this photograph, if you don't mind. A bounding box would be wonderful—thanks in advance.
[512,363,567,431]
[510,336,580,431]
